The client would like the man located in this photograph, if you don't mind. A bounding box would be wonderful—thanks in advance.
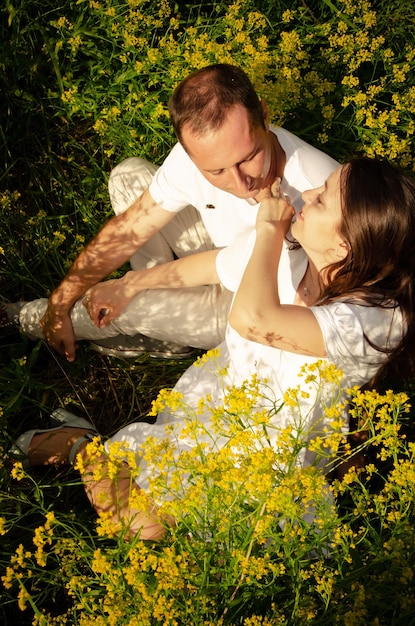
[1,64,338,361]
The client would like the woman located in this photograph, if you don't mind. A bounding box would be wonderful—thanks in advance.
[12,158,415,540]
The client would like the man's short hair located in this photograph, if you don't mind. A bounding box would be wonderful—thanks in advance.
[169,64,265,149]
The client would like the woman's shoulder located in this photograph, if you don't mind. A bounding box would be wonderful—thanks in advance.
[314,298,401,329]
[312,299,403,353]
[310,300,403,386]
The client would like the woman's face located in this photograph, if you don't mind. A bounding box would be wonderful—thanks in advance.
[292,166,346,264]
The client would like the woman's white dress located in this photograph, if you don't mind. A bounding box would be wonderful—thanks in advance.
[107,232,403,492]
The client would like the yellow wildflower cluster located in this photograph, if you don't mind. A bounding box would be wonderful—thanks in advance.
[148,387,185,416]
[33,511,56,567]
[74,434,140,482]
[2,359,415,623]
[43,0,415,172]
[10,461,26,482]
[0,189,21,211]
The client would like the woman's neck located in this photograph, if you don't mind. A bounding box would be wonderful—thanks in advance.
[297,261,324,306]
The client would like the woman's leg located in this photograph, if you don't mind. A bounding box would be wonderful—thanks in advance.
[78,445,171,540]
[27,429,172,540]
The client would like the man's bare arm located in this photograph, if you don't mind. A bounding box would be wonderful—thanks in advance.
[40,188,175,360]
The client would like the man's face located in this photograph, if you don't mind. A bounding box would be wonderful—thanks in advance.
[181,103,274,200]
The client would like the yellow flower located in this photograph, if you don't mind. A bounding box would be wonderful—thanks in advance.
[17,584,31,612]
[11,461,26,481]
[61,86,78,103]
[93,119,109,135]
[56,16,71,29]
[148,388,185,416]
[281,9,295,23]
[96,511,123,538]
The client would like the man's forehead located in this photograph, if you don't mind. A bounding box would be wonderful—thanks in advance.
[181,110,261,171]
[186,136,259,172]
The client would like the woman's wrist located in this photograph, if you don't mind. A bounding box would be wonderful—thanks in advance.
[123,270,144,296]
[255,220,288,240]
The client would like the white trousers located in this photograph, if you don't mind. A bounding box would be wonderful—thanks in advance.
[20,158,232,349]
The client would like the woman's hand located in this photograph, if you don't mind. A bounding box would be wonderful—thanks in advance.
[83,276,134,328]
[256,178,295,234]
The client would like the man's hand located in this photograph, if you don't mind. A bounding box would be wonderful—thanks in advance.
[83,276,133,328]
[34,188,176,360]
[40,308,78,362]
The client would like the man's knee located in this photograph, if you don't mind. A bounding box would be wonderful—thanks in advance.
[109,157,158,184]
[108,157,159,216]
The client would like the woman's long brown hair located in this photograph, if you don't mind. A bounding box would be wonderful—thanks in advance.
[320,157,415,387]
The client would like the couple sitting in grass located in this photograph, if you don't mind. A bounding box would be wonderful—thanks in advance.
[3,65,414,540]
[11,156,415,540]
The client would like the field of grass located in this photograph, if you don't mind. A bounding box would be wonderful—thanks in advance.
[1,0,415,624]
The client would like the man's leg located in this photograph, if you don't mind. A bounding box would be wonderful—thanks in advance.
[109,156,216,266]
[94,157,232,350]
[18,282,232,350]
[108,157,176,269]
[112,283,233,349]
[15,157,231,353]
[18,298,123,342]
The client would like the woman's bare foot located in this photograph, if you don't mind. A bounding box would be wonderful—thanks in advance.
[28,427,96,466]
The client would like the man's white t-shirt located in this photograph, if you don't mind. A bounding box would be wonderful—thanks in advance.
[149,127,339,247]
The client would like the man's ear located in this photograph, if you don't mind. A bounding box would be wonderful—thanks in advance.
[261,99,269,128]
